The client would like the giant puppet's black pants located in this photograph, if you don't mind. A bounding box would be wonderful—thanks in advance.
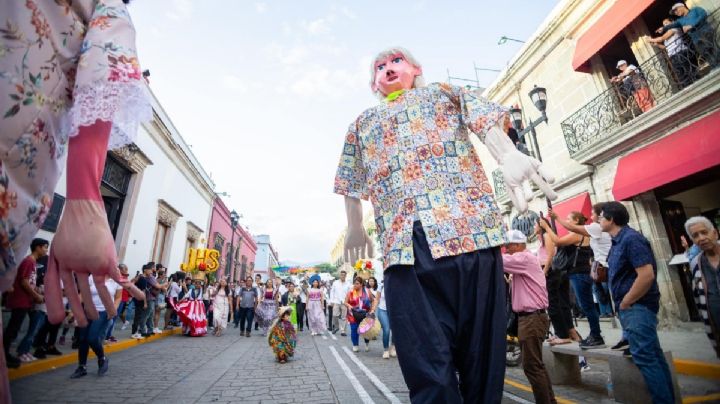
[385,221,507,404]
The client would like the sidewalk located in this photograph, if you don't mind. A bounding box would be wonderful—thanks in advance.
[2,310,178,380]
[574,317,719,364]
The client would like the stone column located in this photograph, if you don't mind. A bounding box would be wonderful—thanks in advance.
[632,191,685,327]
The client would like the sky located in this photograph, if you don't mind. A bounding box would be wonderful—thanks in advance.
[128,0,558,265]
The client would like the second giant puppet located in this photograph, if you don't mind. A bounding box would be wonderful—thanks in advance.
[334,48,556,403]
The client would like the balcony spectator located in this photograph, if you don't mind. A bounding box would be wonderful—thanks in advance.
[648,18,698,89]
[611,61,655,113]
[685,216,720,358]
[662,3,715,67]
[600,202,675,404]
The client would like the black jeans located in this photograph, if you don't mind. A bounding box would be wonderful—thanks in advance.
[33,318,61,348]
[296,302,306,330]
[3,308,30,356]
[237,307,255,333]
[385,222,506,404]
[131,301,146,334]
[546,270,574,339]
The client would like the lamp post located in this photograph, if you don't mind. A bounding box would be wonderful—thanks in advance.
[228,210,240,282]
[509,85,555,228]
[498,36,526,45]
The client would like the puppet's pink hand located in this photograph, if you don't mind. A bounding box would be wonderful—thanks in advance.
[45,200,144,326]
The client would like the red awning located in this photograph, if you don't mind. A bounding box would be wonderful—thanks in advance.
[572,0,655,73]
[551,192,593,237]
[613,111,720,200]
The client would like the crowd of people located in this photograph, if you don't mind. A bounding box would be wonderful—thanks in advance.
[611,3,716,115]
[501,200,720,404]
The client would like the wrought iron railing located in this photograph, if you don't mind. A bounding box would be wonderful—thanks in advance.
[562,9,720,158]
[492,168,507,200]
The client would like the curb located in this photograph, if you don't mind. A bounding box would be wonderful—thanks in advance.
[674,358,720,380]
[8,327,182,381]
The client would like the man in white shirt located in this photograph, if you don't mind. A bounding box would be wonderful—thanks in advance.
[329,270,351,335]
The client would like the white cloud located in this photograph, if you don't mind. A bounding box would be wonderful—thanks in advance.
[166,0,192,21]
[255,2,267,13]
[339,6,357,20]
[222,75,248,92]
[302,15,335,35]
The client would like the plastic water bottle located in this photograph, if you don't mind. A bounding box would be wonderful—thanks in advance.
[606,375,615,400]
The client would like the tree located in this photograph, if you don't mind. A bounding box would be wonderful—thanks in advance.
[314,262,338,277]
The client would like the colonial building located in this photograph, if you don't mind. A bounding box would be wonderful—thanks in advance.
[478,0,720,325]
[253,234,279,280]
[329,209,381,269]
[208,198,257,282]
[38,85,216,274]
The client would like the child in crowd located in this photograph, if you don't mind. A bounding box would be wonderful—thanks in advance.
[268,306,296,364]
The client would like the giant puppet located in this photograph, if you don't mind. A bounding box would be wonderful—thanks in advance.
[333,48,556,403]
[0,2,149,397]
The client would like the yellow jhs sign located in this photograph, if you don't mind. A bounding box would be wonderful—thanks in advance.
[180,248,220,272]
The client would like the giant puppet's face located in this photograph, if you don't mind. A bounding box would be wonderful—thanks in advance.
[371,53,422,96]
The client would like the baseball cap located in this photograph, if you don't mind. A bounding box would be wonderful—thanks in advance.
[671,3,685,13]
[616,60,627,68]
[506,230,527,244]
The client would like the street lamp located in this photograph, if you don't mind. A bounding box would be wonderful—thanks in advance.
[498,36,526,45]
[510,85,555,227]
[228,210,240,282]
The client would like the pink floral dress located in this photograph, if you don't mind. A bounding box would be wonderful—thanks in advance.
[0,0,151,291]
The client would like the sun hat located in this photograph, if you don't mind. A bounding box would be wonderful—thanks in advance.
[670,3,685,13]
[506,229,528,244]
[359,316,381,339]
[277,305,293,317]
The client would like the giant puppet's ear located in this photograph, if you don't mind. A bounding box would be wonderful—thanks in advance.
[414,64,423,78]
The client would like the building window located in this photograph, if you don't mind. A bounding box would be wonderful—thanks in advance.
[153,200,182,265]
[152,222,171,264]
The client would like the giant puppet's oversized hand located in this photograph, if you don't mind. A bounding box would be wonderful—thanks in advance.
[44,121,144,327]
[484,123,557,212]
[343,196,375,264]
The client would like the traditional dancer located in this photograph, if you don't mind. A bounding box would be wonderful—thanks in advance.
[334,47,557,403]
[268,306,296,364]
[212,279,231,336]
[256,279,279,335]
[307,275,327,335]
[172,279,207,337]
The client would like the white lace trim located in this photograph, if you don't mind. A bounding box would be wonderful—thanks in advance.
[60,81,152,150]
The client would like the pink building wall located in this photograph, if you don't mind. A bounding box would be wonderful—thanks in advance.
[207,197,257,282]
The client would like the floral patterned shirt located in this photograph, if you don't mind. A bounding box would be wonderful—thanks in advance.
[334,83,508,268]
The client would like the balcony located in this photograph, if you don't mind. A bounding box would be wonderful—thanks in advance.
[562,10,720,162]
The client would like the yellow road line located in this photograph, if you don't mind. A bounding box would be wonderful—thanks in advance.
[8,328,182,381]
[674,359,720,380]
[504,378,576,404]
[682,393,720,404]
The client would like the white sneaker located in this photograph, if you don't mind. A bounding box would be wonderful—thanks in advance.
[131,333,141,339]
[352,346,359,352]
[153,328,162,334]
[365,344,370,352]
[383,351,390,359]
[121,321,129,330]
[389,345,397,357]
